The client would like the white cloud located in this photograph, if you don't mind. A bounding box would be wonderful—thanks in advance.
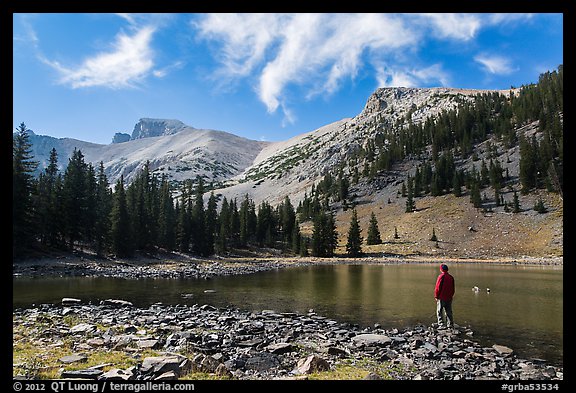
[43,25,156,89]
[376,63,450,88]
[194,13,537,121]
[416,13,482,40]
[34,14,178,89]
[487,13,534,25]
[474,53,516,75]
[196,13,418,120]
[194,13,285,78]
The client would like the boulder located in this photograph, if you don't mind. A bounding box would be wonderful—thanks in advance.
[351,333,392,346]
[244,352,280,372]
[59,353,88,364]
[492,344,514,356]
[99,368,133,381]
[103,299,133,307]
[62,298,81,306]
[141,355,189,377]
[294,355,330,374]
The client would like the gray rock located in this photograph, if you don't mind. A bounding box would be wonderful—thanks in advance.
[59,353,88,364]
[137,339,160,349]
[294,355,330,374]
[266,342,295,354]
[245,352,280,372]
[141,355,187,377]
[99,368,133,381]
[492,344,514,356]
[61,369,103,379]
[62,298,81,306]
[351,333,392,346]
[69,323,97,334]
[103,299,133,307]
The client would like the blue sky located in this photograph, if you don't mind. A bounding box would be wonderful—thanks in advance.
[13,13,563,145]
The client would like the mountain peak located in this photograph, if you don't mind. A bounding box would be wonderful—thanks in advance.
[131,118,191,140]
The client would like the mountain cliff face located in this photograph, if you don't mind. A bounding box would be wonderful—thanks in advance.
[130,118,189,140]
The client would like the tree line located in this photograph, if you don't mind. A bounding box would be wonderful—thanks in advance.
[14,129,347,259]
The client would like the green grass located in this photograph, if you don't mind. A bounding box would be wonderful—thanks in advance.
[307,357,411,380]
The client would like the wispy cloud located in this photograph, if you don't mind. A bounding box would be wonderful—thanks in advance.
[474,53,517,75]
[195,13,421,123]
[416,13,482,40]
[32,14,179,89]
[43,25,157,89]
[195,13,523,122]
[376,63,450,88]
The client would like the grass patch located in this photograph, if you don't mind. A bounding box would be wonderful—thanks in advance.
[13,314,162,379]
[307,357,411,380]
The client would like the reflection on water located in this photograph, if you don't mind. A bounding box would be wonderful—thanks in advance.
[13,263,563,365]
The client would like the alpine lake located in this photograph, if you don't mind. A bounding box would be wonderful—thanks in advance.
[13,262,563,367]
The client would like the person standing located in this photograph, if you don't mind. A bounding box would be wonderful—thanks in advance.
[434,263,455,329]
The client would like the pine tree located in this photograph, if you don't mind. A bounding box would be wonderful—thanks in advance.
[519,135,538,194]
[204,192,218,256]
[311,209,338,257]
[405,176,416,212]
[110,175,133,257]
[280,195,296,247]
[62,149,90,249]
[216,197,230,253]
[36,148,61,247]
[299,236,309,257]
[176,181,192,252]
[345,209,363,257]
[158,176,176,251]
[191,177,206,255]
[366,212,382,245]
[470,179,482,208]
[512,191,521,213]
[291,221,301,255]
[430,227,438,242]
[533,198,547,213]
[239,194,256,248]
[13,122,39,256]
[94,162,112,256]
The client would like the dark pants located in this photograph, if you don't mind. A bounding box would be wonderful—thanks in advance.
[436,299,453,328]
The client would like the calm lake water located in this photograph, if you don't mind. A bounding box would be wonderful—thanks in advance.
[12,263,563,366]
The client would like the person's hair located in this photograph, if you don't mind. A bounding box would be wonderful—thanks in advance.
[441,264,448,271]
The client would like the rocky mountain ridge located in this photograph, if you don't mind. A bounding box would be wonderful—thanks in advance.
[23,118,269,186]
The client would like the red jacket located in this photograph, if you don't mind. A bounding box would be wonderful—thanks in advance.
[435,271,455,301]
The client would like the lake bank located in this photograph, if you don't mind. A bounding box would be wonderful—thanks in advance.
[12,250,563,280]
[13,301,563,381]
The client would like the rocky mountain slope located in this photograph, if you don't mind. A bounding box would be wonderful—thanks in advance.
[26,118,268,186]
[215,87,512,205]
[21,86,562,259]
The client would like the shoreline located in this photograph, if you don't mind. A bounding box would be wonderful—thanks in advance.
[13,301,563,381]
[12,251,563,280]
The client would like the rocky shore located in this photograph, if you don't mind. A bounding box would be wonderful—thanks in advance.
[13,300,562,381]
[12,251,563,280]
